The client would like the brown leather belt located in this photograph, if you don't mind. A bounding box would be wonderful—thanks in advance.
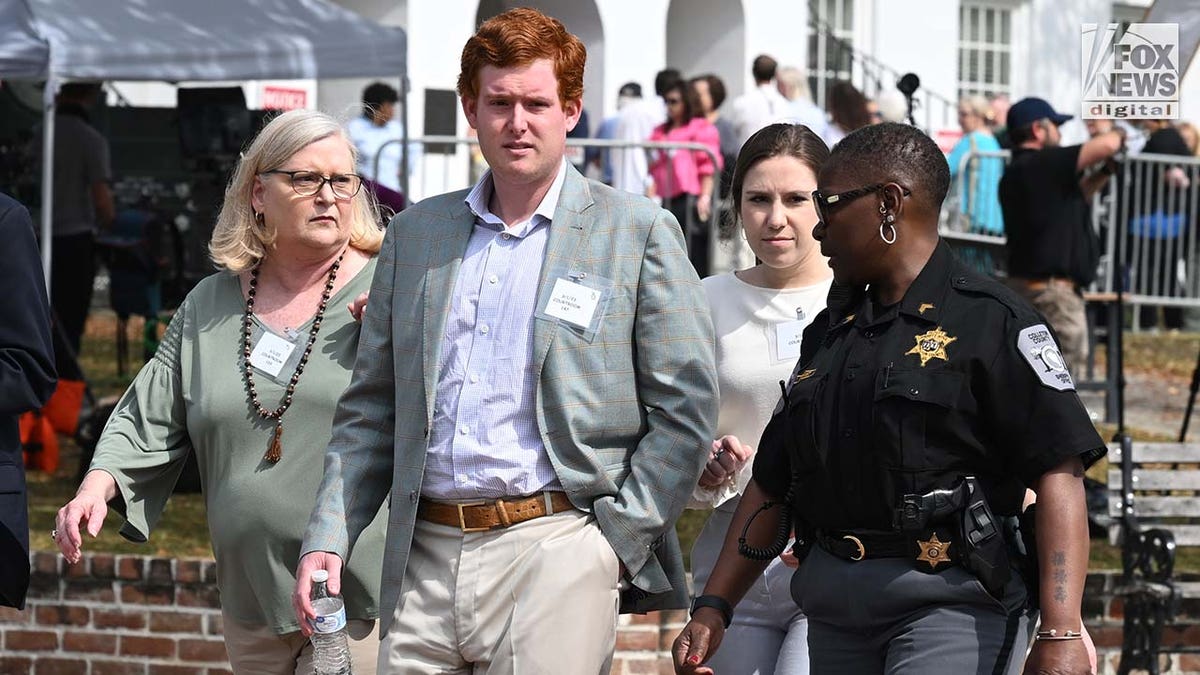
[417,492,576,532]
[1010,276,1077,292]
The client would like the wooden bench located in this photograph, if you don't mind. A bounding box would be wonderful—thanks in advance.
[1107,438,1200,674]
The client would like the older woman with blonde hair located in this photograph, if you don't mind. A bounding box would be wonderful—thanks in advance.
[54,109,389,674]
[947,94,1005,235]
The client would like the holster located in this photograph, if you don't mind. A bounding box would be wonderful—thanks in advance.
[958,477,1011,599]
[895,476,1012,599]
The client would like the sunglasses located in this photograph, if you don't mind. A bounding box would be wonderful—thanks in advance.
[810,182,912,224]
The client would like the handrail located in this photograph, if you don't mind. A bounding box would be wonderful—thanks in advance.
[807,0,957,130]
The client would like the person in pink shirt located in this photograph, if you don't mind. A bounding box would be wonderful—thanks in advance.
[649,79,722,276]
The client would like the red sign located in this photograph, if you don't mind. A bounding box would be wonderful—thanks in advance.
[261,86,308,111]
[933,129,964,154]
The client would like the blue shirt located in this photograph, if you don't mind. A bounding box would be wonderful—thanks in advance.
[947,130,1005,235]
[421,161,569,500]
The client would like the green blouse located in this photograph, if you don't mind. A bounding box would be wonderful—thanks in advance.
[91,260,387,633]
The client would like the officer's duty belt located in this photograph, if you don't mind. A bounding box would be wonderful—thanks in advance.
[815,530,911,562]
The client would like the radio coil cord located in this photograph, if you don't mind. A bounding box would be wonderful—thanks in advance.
[737,483,794,561]
[738,379,798,561]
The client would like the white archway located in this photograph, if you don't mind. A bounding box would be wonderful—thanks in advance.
[665,0,746,102]
[474,0,605,136]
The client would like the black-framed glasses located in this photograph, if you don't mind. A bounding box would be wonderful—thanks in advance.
[260,170,362,199]
[664,97,683,105]
[811,182,912,223]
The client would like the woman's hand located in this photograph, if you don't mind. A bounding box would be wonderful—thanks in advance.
[697,435,753,489]
[672,609,726,674]
[697,195,712,223]
[347,292,369,322]
[54,470,118,565]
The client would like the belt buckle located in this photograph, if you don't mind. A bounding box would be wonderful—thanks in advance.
[842,534,866,561]
[455,500,492,533]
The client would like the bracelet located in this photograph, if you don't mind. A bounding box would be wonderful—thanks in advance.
[691,594,733,628]
[1035,628,1084,642]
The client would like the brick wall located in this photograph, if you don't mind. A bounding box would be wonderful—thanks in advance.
[0,552,227,674]
[3,552,1199,675]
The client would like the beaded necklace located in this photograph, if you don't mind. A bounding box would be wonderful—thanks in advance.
[241,251,343,463]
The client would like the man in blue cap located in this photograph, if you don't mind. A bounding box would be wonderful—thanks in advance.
[999,97,1124,379]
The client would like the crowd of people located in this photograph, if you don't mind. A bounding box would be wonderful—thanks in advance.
[585,55,888,279]
[4,5,1191,675]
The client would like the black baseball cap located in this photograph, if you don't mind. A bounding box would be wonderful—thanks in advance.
[1007,97,1073,130]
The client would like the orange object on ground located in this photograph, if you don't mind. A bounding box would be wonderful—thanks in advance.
[19,412,60,473]
[43,379,86,436]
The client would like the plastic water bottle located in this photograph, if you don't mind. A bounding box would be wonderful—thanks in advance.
[310,569,353,675]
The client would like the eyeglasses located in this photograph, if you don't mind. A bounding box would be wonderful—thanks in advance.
[664,97,683,105]
[811,182,912,224]
[260,170,363,199]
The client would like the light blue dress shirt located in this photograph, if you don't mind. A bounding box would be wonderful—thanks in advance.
[421,161,569,500]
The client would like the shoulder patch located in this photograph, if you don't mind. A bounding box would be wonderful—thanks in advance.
[1016,324,1075,391]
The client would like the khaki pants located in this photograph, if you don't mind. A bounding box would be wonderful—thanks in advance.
[379,509,621,674]
[221,612,379,675]
[1009,280,1089,379]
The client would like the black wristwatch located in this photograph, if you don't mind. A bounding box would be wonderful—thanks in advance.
[691,594,733,628]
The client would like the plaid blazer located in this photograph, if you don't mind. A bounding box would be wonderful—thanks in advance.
[302,165,718,631]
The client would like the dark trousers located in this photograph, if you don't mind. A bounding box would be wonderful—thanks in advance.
[666,194,710,279]
[792,545,1034,674]
[51,232,96,357]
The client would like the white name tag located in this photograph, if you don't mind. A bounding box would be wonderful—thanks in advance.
[774,319,806,362]
[249,331,297,379]
[544,278,601,329]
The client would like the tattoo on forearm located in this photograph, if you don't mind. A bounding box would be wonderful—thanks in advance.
[1052,551,1068,604]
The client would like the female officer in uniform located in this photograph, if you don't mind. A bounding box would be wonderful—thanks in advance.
[673,122,1104,675]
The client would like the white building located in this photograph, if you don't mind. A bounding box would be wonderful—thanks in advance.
[324,0,1197,195]
[110,0,1198,198]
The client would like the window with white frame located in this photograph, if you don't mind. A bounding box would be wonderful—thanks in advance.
[808,0,855,110]
[957,3,1013,100]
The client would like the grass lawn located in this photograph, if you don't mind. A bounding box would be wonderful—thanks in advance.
[24,314,1200,571]
[27,312,212,559]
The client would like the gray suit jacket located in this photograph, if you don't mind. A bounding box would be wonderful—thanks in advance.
[302,166,718,631]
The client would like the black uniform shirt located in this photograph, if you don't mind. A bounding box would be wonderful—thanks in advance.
[752,241,1105,532]
[1000,144,1099,286]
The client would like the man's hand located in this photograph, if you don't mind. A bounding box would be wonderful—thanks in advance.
[293,551,344,637]
[1023,637,1092,674]
[697,435,753,489]
[672,609,725,674]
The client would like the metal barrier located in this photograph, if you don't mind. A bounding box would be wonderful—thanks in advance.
[376,135,750,276]
[942,147,1200,422]
[944,148,1200,316]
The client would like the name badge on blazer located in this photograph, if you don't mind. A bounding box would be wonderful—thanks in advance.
[535,267,615,343]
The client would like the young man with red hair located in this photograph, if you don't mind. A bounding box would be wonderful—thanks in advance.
[295,7,717,672]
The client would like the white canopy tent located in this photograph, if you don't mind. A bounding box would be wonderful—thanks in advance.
[0,0,407,289]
